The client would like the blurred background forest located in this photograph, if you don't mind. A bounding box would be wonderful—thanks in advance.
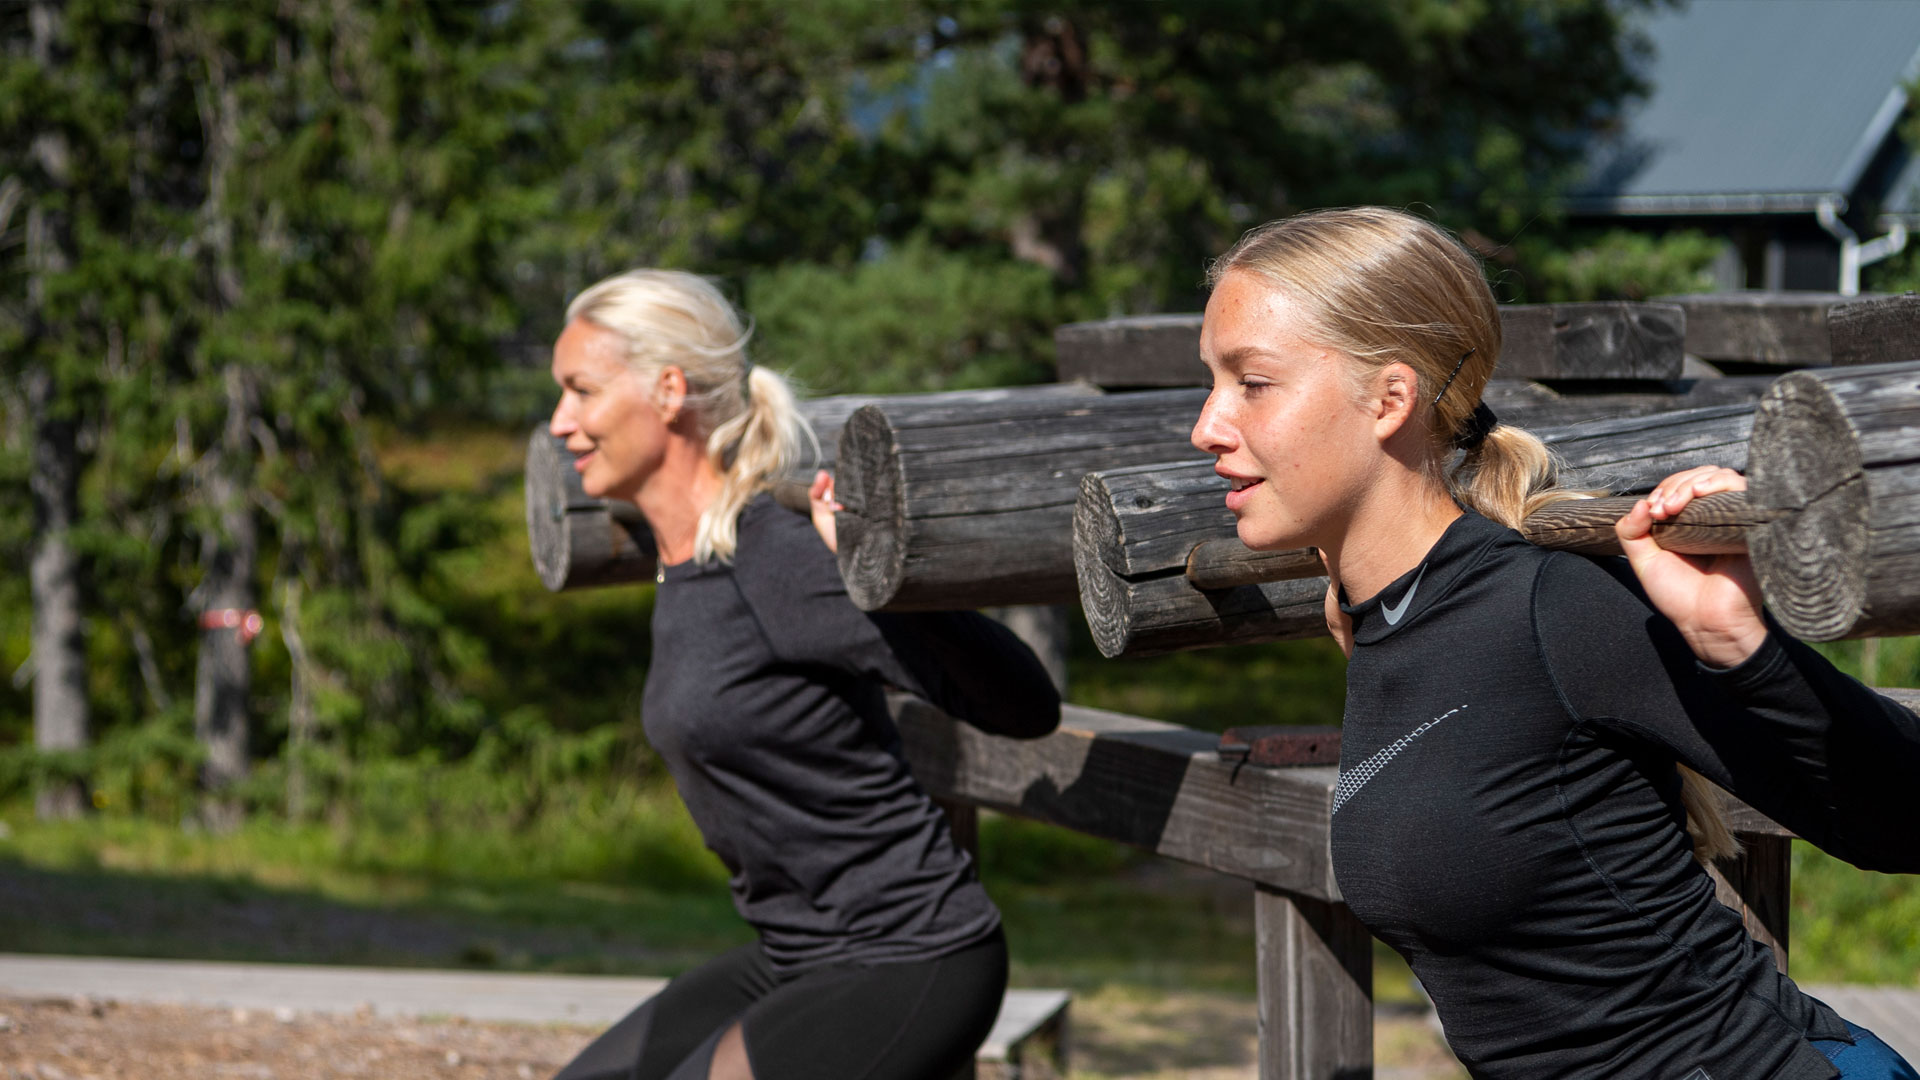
[2,0,1916,1001]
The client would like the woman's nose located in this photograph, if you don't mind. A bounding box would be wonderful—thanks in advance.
[549,396,576,439]
[1191,393,1236,455]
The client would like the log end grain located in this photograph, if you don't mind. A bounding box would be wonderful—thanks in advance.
[1075,478,1139,659]
[1747,371,1869,641]
[523,428,658,591]
[835,404,910,611]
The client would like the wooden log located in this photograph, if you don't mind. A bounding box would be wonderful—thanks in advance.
[837,383,1761,615]
[1077,403,1760,657]
[1187,493,1766,590]
[1658,292,1920,368]
[525,384,1101,592]
[1496,302,1685,380]
[1053,314,1205,388]
[525,428,657,591]
[1256,888,1372,1080]
[1746,361,1920,640]
[834,388,1211,610]
[1055,303,1689,387]
[1480,374,1771,430]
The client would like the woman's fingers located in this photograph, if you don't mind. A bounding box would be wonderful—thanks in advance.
[808,469,841,553]
[1646,465,1746,519]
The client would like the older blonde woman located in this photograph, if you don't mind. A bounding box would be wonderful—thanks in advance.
[547,270,1059,1080]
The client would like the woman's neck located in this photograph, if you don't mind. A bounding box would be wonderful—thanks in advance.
[632,439,726,566]
[1320,478,1462,605]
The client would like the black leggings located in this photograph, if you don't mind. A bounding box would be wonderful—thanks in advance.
[553,929,1007,1080]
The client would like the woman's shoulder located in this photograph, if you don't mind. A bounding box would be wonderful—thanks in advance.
[735,492,828,557]
[730,492,844,595]
[1531,547,1648,610]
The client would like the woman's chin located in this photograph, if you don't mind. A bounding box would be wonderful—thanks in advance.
[1235,517,1308,553]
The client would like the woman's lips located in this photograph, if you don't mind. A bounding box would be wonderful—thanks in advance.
[571,449,595,473]
[1223,478,1263,512]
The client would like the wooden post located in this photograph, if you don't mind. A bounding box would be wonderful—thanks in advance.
[1255,887,1373,1080]
[1708,832,1792,974]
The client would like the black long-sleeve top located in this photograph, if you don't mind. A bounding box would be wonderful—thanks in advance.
[643,494,1060,973]
[1331,511,1920,1079]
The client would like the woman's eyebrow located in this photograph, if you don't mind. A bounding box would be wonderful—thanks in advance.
[1208,345,1284,371]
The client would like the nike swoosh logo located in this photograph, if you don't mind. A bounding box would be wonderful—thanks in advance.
[1331,705,1463,815]
[1381,565,1426,626]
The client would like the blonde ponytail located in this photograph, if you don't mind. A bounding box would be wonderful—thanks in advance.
[1211,206,1737,864]
[566,269,818,564]
[1448,424,1593,529]
[697,364,815,563]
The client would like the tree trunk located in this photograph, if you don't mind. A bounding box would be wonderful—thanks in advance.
[27,364,88,821]
[25,0,88,820]
[193,367,258,828]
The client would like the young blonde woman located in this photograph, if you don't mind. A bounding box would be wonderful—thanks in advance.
[546,270,1060,1080]
[1190,207,1920,1079]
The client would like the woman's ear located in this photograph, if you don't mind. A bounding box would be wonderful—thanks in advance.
[656,366,689,424]
[1373,362,1421,440]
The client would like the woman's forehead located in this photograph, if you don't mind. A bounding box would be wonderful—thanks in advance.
[553,318,630,376]
[1203,274,1314,359]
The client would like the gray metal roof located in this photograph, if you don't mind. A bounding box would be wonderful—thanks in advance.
[1573,0,1920,215]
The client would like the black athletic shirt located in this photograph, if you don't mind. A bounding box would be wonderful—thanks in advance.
[644,494,1060,973]
[1332,510,1920,1080]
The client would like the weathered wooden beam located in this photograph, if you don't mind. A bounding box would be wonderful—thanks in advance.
[894,694,1797,903]
[1055,302,1690,387]
[834,388,1210,610]
[1658,292,1920,368]
[891,696,1345,901]
[1053,314,1205,388]
[1496,302,1685,380]
[1747,361,1920,640]
[524,384,1101,592]
[1480,374,1771,430]
[1077,403,1760,658]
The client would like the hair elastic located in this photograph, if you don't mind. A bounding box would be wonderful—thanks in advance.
[1452,401,1500,451]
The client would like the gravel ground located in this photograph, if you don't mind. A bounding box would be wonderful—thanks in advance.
[0,991,1464,1080]
[0,995,589,1080]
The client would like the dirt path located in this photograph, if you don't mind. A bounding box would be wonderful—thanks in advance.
[0,991,1464,1080]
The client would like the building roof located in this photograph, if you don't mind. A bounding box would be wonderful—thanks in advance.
[1571,0,1920,215]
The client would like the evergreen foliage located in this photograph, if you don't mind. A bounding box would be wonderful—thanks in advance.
[1,1,1722,832]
